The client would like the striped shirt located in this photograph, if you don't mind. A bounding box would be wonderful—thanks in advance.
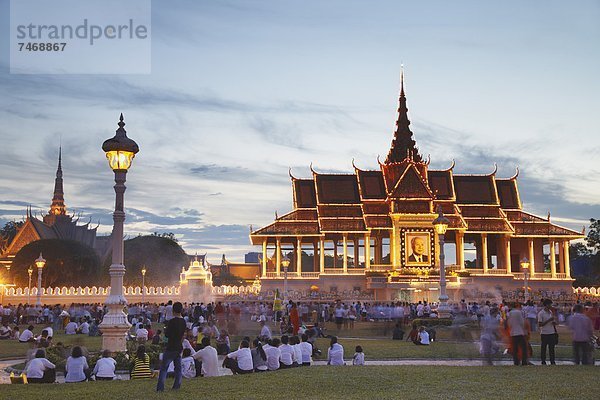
[131,354,153,379]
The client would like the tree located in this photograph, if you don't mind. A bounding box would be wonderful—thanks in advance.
[12,239,102,287]
[0,221,24,251]
[103,235,188,286]
[585,218,600,253]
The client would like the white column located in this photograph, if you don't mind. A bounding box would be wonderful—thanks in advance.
[262,239,268,277]
[319,237,325,274]
[296,237,302,274]
[365,233,371,270]
[528,238,535,277]
[549,240,556,278]
[481,234,488,274]
[563,240,571,278]
[343,233,348,274]
[276,237,281,276]
[456,231,465,270]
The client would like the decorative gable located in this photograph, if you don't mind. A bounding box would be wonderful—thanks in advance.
[390,165,433,199]
[4,220,41,256]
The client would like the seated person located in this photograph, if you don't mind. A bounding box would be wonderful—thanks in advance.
[224,340,253,374]
[392,323,405,340]
[25,349,56,383]
[413,326,430,346]
[131,345,154,379]
[19,325,35,343]
[406,323,418,342]
[92,350,116,381]
[215,330,230,355]
[78,319,90,335]
[0,322,12,340]
[152,329,162,345]
[136,323,149,342]
[181,348,196,379]
[65,319,78,335]
[193,337,219,377]
[36,329,51,348]
[65,346,89,383]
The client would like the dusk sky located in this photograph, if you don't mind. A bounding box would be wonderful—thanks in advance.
[1,1,599,262]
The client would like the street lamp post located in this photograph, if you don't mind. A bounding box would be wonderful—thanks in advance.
[433,206,451,318]
[141,266,147,305]
[35,253,46,307]
[282,256,290,306]
[27,266,33,304]
[520,257,530,303]
[100,113,139,352]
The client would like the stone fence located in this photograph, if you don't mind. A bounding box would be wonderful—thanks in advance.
[1,284,259,305]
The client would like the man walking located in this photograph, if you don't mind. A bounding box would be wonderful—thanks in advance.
[157,301,186,392]
[568,304,594,365]
[537,299,557,365]
[507,302,528,366]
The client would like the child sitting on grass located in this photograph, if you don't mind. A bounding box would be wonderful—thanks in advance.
[352,345,365,365]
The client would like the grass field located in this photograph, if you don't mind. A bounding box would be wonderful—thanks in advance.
[2,365,598,400]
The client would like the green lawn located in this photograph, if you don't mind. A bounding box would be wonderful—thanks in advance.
[2,365,598,399]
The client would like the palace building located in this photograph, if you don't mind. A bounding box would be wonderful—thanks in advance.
[0,148,111,271]
[250,75,583,303]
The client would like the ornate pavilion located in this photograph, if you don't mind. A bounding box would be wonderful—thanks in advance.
[250,75,583,303]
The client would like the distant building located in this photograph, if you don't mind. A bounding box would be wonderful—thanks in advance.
[0,148,110,270]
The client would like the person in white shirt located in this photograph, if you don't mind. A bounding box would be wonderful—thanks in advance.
[299,334,313,366]
[136,323,149,342]
[65,319,78,335]
[263,338,282,370]
[181,348,196,379]
[278,335,295,368]
[352,345,365,365]
[414,327,430,345]
[43,326,53,339]
[92,350,116,380]
[79,320,90,335]
[25,349,56,383]
[259,320,272,341]
[290,336,303,367]
[225,340,254,374]
[19,325,35,343]
[65,346,89,383]
[327,336,345,366]
[165,301,174,321]
[192,337,219,377]
[537,299,557,365]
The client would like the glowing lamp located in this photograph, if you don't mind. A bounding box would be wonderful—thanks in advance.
[35,253,46,269]
[102,113,139,172]
[141,266,147,277]
[432,206,450,235]
[27,266,33,276]
[281,256,290,269]
[520,257,530,271]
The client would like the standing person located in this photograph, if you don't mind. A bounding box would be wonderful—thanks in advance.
[567,304,594,365]
[157,301,187,392]
[289,303,300,335]
[538,299,557,365]
[327,336,344,366]
[507,303,528,366]
[480,308,500,365]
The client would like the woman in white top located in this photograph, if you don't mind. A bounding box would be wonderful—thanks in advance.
[65,346,89,383]
[192,337,219,377]
[26,349,56,383]
[327,336,345,366]
[225,340,253,374]
[92,350,116,380]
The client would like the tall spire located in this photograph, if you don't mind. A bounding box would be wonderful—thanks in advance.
[49,146,67,217]
[385,67,422,164]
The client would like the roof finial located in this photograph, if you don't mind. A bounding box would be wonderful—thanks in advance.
[400,63,405,97]
[118,113,125,131]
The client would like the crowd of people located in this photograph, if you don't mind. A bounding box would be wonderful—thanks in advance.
[1,297,599,387]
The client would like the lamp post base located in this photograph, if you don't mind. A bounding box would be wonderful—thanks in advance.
[100,307,131,352]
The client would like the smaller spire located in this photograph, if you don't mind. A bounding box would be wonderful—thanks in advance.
[400,64,405,97]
